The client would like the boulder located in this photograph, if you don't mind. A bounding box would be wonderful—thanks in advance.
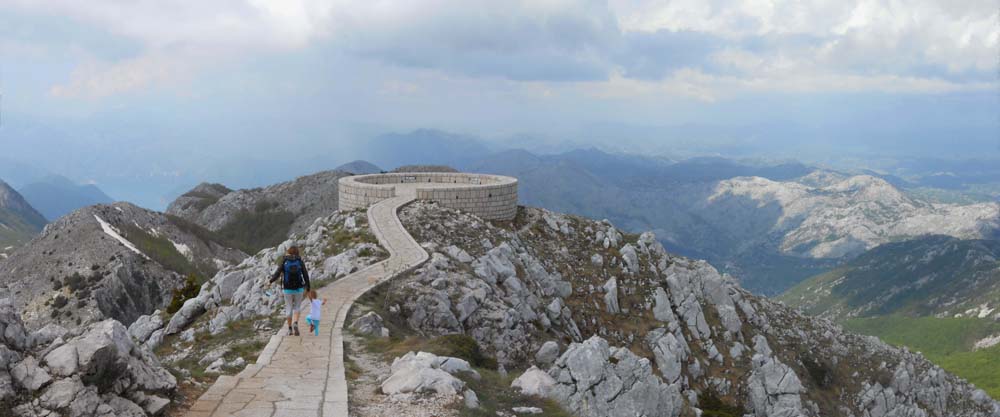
[511,366,556,397]
[603,278,620,314]
[43,344,79,377]
[620,244,639,273]
[464,389,480,409]
[164,296,206,335]
[11,357,51,392]
[349,312,390,338]
[127,312,164,343]
[39,376,84,410]
[380,351,473,395]
[534,341,560,367]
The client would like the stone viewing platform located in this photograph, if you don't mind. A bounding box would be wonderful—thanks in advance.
[338,172,518,220]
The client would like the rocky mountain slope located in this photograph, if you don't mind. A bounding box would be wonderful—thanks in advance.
[0,302,177,416]
[352,201,999,416]
[0,180,47,252]
[0,202,245,330]
[18,175,115,221]
[471,149,1000,294]
[165,169,349,253]
[780,236,1000,321]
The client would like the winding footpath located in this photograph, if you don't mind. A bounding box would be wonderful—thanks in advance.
[185,193,429,417]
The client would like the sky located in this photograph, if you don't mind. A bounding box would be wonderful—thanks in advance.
[0,0,998,203]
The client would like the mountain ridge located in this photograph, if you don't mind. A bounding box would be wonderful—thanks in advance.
[0,179,47,251]
[18,175,115,221]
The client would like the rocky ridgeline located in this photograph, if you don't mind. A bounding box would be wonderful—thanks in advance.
[709,174,1000,259]
[383,201,999,417]
[128,210,385,359]
[166,170,349,237]
[0,301,176,416]
[0,202,245,331]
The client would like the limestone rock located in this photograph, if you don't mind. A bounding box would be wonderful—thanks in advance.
[381,352,467,395]
[534,341,560,367]
[43,344,79,377]
[164,297,206,335]
[603,278,620,314]
[127,312,163,343]
[39,376,84,410]
[547,336,683,417]
[11,357,51,392]
[511,366,556,397]
[464,389,480,409]
[350,312,391,338]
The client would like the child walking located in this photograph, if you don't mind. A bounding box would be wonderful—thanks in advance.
[305,290,327,336]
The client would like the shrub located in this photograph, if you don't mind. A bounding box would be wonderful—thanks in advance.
[167,274,202,314]
[216,208,296,254]
[65,272,85,292]
[51,295,68,309]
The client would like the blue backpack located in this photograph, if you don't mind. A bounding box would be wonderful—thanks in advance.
[283,258,305,290]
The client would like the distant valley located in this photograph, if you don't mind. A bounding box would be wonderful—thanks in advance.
[780,235,1000,397]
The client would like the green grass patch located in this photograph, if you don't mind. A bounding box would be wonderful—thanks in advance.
[844,315,1000,398]
[216,203,296,254]
[458,368,571,417]
[120,223,220,279]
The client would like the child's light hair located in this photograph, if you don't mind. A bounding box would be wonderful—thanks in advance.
[307,289,318,299]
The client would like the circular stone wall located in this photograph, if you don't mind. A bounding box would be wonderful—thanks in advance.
[338,172,518,220]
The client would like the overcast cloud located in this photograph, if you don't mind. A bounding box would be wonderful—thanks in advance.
[0,0,996,173]
[3,0,995,98]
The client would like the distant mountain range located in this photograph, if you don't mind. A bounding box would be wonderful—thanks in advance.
[465,149,1000,294]
[0,180,47,252]
[18,175,115,221]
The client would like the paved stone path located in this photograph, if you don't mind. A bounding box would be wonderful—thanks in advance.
[185,193,428,417]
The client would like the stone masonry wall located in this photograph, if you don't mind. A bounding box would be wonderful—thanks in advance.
[338,173,518,220]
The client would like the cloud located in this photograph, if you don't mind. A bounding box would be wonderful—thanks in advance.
[331,0,621,81]
[4,0,997,99]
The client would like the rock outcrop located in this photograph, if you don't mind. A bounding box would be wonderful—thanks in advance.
[0,301,175,416]
[384,201,1000,417]
[381,351,476,396]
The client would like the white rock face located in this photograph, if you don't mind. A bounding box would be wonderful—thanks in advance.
[381,352,472,395]
[511,366,556,397]
[547,336,683,417]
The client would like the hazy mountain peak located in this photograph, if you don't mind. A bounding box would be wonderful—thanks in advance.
[335,160,382,175]
[17,174,115,221]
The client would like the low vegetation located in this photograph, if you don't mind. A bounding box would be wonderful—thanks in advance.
[217,201,296,254]
[845,315,1000,398]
